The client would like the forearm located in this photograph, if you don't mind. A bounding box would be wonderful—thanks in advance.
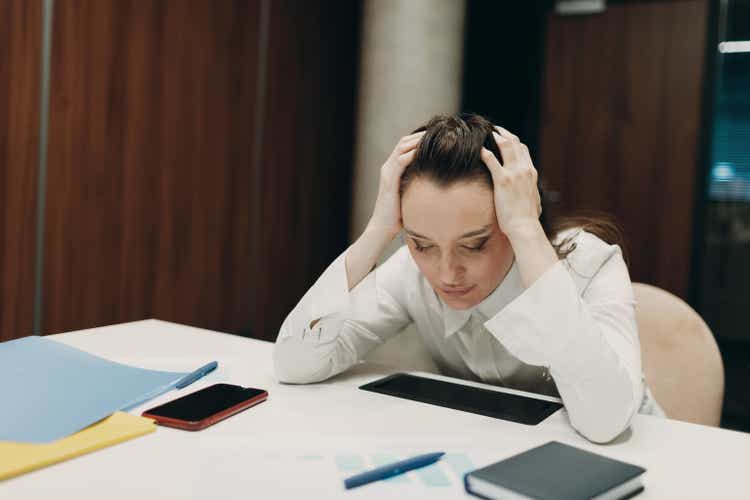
[273,315,355,384]
[484,242,642,443]
[555,349,640,443]
[488,282,641,442]
[274,243,412,383]
[345,224,397,290]
[505,221,559,289]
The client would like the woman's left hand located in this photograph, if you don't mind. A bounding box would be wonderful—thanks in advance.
[480,126,542,239]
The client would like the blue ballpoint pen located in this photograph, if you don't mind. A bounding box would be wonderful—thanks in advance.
[343,452,445,489]
[175,361,218,389]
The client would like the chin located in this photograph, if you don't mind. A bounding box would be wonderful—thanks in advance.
[439,292,481,310]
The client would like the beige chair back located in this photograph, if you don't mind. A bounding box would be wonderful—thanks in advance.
[634,283,724,426]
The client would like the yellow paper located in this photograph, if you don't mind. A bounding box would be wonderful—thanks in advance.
[0,412,156,481]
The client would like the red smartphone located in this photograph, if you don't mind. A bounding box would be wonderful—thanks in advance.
[142,383,267,430]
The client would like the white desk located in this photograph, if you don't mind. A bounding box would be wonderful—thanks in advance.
[2,320,748,499]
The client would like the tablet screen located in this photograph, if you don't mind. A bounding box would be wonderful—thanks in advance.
[359,373,562,425]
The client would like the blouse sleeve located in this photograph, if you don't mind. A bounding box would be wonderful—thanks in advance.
[483,232,643,443]
[272,246,413,384]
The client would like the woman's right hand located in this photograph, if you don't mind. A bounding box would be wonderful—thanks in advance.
[367,131,425,239]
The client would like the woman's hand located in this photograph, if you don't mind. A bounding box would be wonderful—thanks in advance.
[481,126,558,288]
[480,126,542,239]
[344,132,424,291]
[367,131,425,239]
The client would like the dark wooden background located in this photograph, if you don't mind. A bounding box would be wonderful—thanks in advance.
[464,0,709,301]
[0,0,359,341]
[252,0,359,342]
[44,0,263,336]
[0,0,711,342]
[537,0,708,299]
[0,0,41,341]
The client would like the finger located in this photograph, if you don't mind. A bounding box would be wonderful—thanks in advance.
[492,132,518,167]
[400,131,427,144]
[516,142,538,180]
[535,189,542,216]
[396,135,423,155]
[494,127,530,169]
[480,147,503,182]
[511,140,528,169]
[396,149,417,169]
[519,142,532,162]
[494,125,519,143]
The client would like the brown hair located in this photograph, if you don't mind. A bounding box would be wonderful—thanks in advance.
[399,113,629,264]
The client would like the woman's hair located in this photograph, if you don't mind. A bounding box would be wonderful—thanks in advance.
[399,113,628,263]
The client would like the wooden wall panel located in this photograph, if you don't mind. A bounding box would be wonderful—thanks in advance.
[252,0,360,340]
[0,0,41,341]
[43,0,260,334]
[539,1,708,298]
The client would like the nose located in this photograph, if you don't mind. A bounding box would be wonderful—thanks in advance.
[438,251,464,285]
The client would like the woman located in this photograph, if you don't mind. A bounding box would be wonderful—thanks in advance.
[273,113,663,443]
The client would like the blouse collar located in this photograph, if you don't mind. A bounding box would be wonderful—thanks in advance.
[440,259,522,337]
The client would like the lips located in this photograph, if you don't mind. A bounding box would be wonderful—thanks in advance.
[440,285,475,296]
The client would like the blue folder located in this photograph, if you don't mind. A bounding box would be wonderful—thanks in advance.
[0,336,195,443]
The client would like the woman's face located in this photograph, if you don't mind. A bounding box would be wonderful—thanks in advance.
[401,177,514,310]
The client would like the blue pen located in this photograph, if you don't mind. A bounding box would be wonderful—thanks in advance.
[343,452,445,489]
[175,361,218,389]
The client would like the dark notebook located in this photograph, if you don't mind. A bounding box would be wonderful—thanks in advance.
[464,441,646,500]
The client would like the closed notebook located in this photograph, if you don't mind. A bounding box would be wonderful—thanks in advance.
[464,441,645,500]
[0,412,156,481]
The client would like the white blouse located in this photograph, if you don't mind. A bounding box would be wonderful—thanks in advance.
[273,228,664,443]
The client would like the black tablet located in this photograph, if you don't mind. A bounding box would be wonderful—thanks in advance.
[359,373,562,425]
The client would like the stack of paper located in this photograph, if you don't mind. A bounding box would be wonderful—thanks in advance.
[0,335,188,443]
[0,335,200,481]
[0,412,155,481]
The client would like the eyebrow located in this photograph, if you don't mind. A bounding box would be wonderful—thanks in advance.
[404,225,493,241]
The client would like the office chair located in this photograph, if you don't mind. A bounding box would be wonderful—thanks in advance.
[634,282,724,426]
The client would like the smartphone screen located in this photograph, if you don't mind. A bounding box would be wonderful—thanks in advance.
[144,383,266,422]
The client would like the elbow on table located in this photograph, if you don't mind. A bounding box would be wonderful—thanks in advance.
[272,338,333,384]
[569,383,640,444]
[574,408,634,444]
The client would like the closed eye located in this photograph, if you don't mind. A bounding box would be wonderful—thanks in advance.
[408,237,434,252]
[463,237,489,252]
